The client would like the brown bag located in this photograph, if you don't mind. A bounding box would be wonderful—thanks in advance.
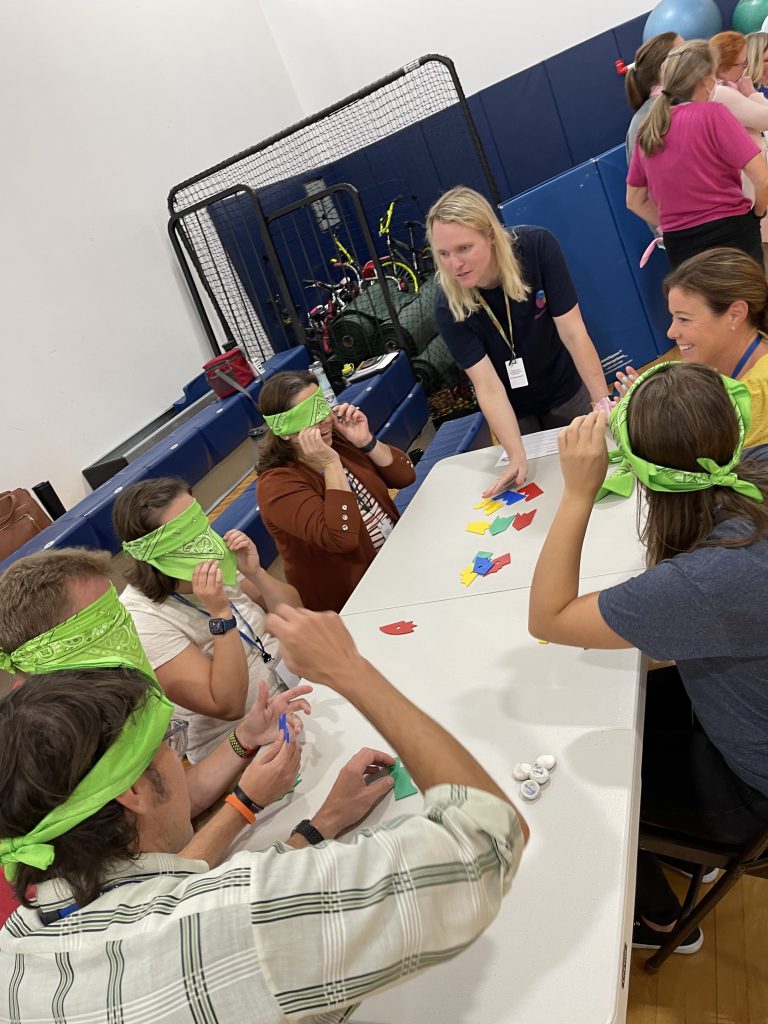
[0,489,52,562]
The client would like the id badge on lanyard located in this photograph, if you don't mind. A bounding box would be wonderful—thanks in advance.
[479,292,529,390]
[505,358,529,390]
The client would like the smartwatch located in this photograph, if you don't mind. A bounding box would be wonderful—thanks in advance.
[290,819,325,846]
[208,615,237,636]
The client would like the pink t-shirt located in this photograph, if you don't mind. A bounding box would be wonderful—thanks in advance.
[627,102,759,231]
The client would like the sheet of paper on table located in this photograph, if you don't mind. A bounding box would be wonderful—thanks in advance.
[495,428,562,466]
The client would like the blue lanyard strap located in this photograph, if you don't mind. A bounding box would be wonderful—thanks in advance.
[171,593,272,664]
[732,335,764,380]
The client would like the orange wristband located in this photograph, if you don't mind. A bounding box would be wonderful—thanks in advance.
[225,792,256,825]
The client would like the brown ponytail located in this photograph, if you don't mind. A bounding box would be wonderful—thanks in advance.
[626,32,679,111]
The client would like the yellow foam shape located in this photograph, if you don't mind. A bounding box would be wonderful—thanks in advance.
[482,500,503,515]
[537,639,550,645]
[466,520,491,535]
[460,566,478,587]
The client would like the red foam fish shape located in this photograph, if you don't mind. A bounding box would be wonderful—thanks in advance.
[513,509,537,530]
[379,620,417,636]
[517,482,543,502]
[485,552,511,575]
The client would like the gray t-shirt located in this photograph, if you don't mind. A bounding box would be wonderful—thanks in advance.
[626,95,657,163]
[598,446,768,797]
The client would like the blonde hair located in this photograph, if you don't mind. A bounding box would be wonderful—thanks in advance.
[637,40,716,156]
[746,32,768,87]
[426,186,530,322]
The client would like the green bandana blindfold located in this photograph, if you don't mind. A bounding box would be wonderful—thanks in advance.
[0,684,173,881]
[597,363,763,503]
[0,583,155,682]
[263,387,332,438]
[121,500,237,585]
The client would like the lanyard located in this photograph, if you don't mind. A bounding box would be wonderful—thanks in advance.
[39,879,142,925]
[477,291,516,361]
[732,334,764,380]
[171,593,273,664]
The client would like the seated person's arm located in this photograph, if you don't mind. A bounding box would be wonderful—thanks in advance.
[258,471,363,554]
[528,412,632,648]
[223,529,302,612]
[250,606,527,1019]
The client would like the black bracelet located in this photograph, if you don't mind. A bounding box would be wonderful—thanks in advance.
[232,784,264,814]
[358,436,377,454]
[290,818,325,846]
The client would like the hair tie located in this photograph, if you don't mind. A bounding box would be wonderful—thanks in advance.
[660,89,671,98]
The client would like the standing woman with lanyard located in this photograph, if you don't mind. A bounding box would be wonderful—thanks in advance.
[428,187,611,496]
[115,477,303,764]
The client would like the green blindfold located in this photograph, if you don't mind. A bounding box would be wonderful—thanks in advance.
[121,499,237,585]
[0,683,173,881]
[597,363,764,503]
[263,387,332,438]
[0,583,156,682]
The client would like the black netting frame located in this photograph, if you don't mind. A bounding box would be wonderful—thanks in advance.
[167,55,499,363]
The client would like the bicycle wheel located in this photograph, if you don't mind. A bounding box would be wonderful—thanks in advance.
[379,258,419,293]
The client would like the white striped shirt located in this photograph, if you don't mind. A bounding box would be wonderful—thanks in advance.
[343,470,393,550]
[0,786,523,1023]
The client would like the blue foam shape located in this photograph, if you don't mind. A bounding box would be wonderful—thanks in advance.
[498,490,526,505]
[473,556,494,576]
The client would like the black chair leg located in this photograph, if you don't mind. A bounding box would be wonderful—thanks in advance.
[644,865,746,972]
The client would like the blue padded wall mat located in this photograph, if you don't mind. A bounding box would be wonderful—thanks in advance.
[467,93,511,202]
[595,145,672,355]
[499,162,662,375]
[544,30,632,168]
[340,353,416,434]
[478,64,573,199]
[211,483,278,568]
[0,514,103,575]
[378,385,430,453]
[613,14,646,65]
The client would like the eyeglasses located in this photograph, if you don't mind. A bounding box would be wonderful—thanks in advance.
[733,61,749,69]
[163,719,188,757]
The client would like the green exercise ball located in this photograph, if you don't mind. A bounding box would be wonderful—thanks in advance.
[733,0,768,34]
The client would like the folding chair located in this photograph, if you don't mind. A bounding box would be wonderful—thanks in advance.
[638,820,768,971]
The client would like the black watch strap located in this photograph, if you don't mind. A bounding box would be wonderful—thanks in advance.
[208,615,237,635]
[290,818,325,846]
[358,436,377,454]
[232,785,264,814]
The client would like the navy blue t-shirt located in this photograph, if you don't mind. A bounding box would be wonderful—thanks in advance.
[598,446,768,797]
[434,226,582,418]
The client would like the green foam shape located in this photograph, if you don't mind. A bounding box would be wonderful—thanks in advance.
[490,515,514,535]
[389,757,418,800]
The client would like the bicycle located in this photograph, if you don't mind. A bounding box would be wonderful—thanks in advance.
[303,272,358,355]
[372,194,434,289]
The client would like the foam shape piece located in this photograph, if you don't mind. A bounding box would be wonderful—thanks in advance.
[379,620,417,636]
[476,550,493,559]
[490,515,514,535]
[460,566,478,587]
[482,499,503,515]
[517,482,543,502]
[389,757,418,800]
[498,490,526,506]
[466,520,491,535]
[473,498,494,510]
[473,556,494,576]
[643,0,721,41]
[485,552,511,575]
[513,509,537,531]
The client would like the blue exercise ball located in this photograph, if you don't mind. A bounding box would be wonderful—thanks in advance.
[642,0,722,41]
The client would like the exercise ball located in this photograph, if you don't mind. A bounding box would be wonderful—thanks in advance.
[733,0,768,33]
[643,0,722,41]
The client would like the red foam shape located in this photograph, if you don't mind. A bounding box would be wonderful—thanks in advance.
[517,482,543,502]
[485,552,511,574]
[513,509,537,530]
[379,620,417,636]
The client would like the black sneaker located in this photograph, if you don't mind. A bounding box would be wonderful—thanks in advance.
[658,854,719,884]
[632,918,703,955]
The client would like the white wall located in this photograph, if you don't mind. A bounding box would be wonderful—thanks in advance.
[262,0,652,114]
[0,0,302,506]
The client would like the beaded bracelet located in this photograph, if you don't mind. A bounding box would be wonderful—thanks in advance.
[228,728,259,760]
